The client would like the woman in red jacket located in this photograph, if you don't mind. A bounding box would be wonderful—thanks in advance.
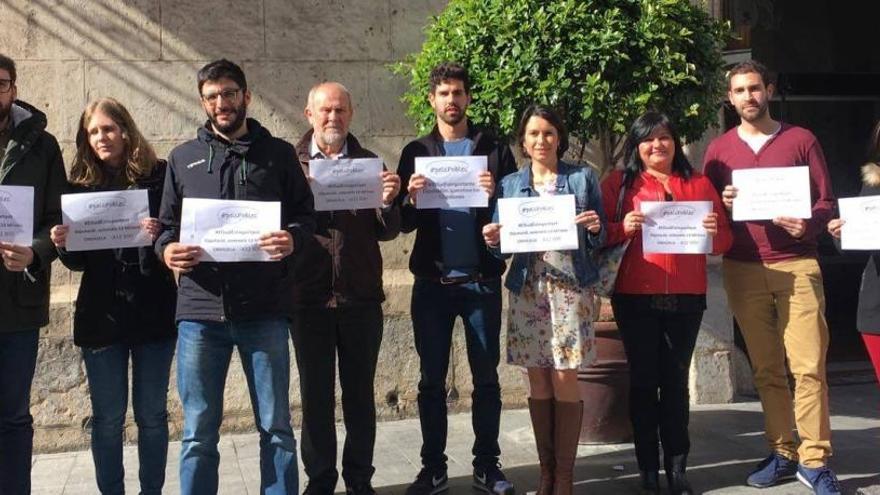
[601,112,732,495]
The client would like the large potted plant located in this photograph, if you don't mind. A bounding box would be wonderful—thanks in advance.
[394,0,730,442]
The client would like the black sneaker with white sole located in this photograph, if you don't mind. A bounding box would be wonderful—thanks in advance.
[405,468,449,495]
[473,464,515,495]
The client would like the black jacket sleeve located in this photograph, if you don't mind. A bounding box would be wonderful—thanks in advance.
[31,135,67,272]
[376,162,402,241]
[395,141,424,234]
[282,151,316,258]
[155,154,182,262]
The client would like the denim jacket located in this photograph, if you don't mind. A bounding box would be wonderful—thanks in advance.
[490,160,606,294]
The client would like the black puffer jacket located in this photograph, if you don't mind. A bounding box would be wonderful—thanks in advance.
[59,162,176,347]
[0,101,67,333]
[155,119,315,322]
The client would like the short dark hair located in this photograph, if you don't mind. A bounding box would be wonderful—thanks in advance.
[622,111,693,184]
[516,104,569,159]
[0,53,16,83]
[197,59,247,94]
[727,60,773,89]
[429,62,470,94]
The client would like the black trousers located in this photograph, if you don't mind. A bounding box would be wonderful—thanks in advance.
[611,296,703,472]
[291,304,383,490]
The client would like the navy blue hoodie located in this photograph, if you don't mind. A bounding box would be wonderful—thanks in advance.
[156,118,315,322]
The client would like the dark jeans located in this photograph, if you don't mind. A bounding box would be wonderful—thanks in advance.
[81,339,175,495]
[0,329,39,495]
[291,304,383,490]
[411,278,502,472]
[611,296,703,472]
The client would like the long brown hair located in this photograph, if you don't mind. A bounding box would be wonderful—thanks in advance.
[70,98,157,187]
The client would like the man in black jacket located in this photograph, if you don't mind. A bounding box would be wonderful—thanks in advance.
[394,62,517,495]
[291,81,401,495]
[156,59,315,495]
[0,53,67,495]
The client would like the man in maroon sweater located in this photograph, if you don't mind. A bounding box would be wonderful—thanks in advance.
[704,61,840,495]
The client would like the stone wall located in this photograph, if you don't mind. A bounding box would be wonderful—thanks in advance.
[1,0,523,453]
[1,0,742,453]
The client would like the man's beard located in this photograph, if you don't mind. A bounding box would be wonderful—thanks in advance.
[437,106,465,126]
[209,101,247,135]
[319,128,347,149]
[739,101,768,123]
[0,101,11,127]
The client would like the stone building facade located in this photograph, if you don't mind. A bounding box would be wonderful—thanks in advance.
[1,0,741,453]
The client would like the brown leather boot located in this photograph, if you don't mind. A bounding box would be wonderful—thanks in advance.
[552,400,583,495]
[528,398,555,495]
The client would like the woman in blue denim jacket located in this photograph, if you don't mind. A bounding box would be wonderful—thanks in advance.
[482,105,605,495]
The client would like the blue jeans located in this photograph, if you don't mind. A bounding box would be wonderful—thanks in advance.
[0,329,39,495]
[177,318,297,495]
[81,339,175,495]
[411,278,503,472]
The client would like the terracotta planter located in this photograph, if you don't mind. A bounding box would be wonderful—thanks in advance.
[577,320,633,444]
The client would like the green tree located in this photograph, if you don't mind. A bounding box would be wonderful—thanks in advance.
[393,0,730,175]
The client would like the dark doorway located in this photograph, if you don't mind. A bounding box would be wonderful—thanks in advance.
[723,0,880,362]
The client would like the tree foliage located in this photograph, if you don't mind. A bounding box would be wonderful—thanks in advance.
[393,0,731,173]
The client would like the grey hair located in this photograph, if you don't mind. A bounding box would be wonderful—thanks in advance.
[306,81,353,110]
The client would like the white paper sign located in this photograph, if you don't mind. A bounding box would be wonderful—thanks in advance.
[498,195,578,254]
[0,185,34,246]
[309,158,383,211]
[732,166,812,221]
[414,156,488,209]
[180,198,280,262]
[641,201,712,254]
[839,196,880,250]
[61,190,151,251]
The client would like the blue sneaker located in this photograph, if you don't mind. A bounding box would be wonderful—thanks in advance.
[796,464,842,495]
[746,453,798,488]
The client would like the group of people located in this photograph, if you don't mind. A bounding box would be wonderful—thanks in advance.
[0,51,875,495]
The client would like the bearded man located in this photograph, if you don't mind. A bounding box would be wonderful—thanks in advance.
[394,62,517,495]
[704,60,840,495]
[156,59,315,495]
[290,81,401,495]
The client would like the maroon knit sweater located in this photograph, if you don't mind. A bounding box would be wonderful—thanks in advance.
[703,123,835,262]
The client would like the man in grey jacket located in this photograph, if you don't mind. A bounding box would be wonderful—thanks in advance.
[0,53,67,495]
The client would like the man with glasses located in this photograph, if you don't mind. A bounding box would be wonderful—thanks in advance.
[156,58,315,495]
[0,53,67,494]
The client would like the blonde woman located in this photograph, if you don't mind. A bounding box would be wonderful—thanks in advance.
[50,98,176,495]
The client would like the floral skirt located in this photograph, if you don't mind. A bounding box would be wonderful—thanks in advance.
[506,255,596,370]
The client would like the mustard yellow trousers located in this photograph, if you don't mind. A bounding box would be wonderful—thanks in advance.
[722,257,831,468]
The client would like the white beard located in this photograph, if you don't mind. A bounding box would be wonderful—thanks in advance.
[320,129,346,148]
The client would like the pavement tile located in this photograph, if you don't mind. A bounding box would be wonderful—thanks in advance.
[29,382,879,494]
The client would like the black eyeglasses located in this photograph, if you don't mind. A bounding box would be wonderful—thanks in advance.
[0,79,13,93]
[201,88,241,104]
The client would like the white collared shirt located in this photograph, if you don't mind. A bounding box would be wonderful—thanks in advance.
[310,137,348,160]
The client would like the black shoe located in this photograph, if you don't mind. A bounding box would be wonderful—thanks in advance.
[406,468,449,495]
[346,483,377,495]
[303,482,336,495]
[640,470,660,494]
[665,455,693,495]
[473,464,516,495]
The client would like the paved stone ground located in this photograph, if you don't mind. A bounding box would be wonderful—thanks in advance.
[31,382,879,494]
